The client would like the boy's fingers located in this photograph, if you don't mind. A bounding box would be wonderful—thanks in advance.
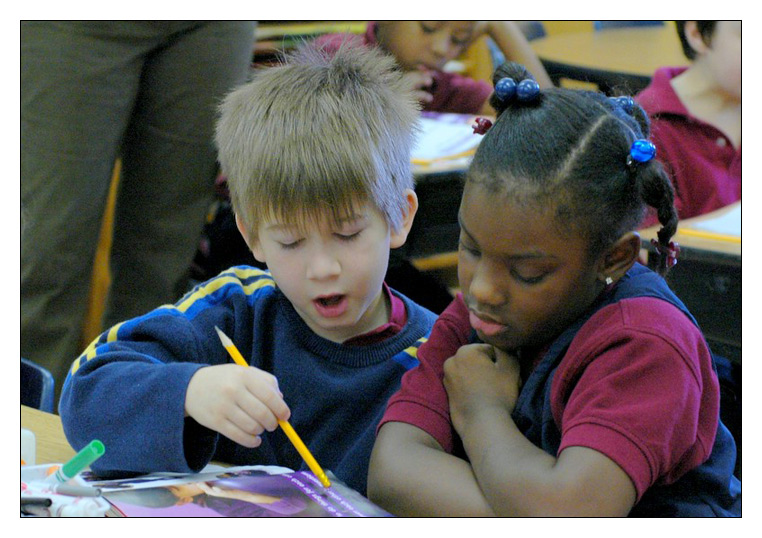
[236,394,280,433]
[220,418,263,448]
[241,370,290,420]
[227,405,266,436]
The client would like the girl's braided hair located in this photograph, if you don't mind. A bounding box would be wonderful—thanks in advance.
[470,61,677,275]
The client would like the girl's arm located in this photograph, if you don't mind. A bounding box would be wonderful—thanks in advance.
[368,421,495,516]
[444,344,636,516]
[458,407,636,516]
[478,21,553,89]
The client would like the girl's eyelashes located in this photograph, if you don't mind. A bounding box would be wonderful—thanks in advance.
[459,233,550,285]
[458,237,480,257]
[510,270,548,285]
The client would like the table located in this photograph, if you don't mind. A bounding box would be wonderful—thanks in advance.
[21,405,237,472]
[21,405,75,464]
[531,26,687,95]
[253,21,365,65]
[640,202,741,363]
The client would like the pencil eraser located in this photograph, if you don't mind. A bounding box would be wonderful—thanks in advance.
[21,428,36,466]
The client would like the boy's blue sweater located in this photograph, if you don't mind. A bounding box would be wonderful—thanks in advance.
[59,266,437,494]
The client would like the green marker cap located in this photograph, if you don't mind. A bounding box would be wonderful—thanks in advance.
[60,439,105,480]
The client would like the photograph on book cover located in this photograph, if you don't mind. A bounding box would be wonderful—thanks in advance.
[83,466,390,517]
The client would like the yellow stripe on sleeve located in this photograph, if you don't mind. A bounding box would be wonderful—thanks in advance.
[173,272,275,314]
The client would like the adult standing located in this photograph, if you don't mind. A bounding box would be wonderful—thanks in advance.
[21,21,257,403]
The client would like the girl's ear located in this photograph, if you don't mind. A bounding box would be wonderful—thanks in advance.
[683,20,711,56]
[390,189,419,249]
[598,232,641,283]
[235,213,265,262]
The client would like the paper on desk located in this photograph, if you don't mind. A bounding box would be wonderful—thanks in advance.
[412,112,482,163]
[685,204,741,237]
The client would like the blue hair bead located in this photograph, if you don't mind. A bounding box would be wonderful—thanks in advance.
[516,79,540,101]
[629,139,656,163]
[612,96,635,113]
[495,77,517,101]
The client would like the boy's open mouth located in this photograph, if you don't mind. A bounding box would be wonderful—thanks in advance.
[313,294,348,318]
[316,295,344,307]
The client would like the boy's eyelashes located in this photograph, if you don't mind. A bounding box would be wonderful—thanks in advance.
[278,239,302,250]
[275,230,363,250]
[336,231,362,241]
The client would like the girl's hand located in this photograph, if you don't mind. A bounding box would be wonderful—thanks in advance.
[402,68,434,105]
[185,364,290,448]
[443,344,521,434]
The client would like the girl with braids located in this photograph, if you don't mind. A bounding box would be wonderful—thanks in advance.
[367,62,741,517]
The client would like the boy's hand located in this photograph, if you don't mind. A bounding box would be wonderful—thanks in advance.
[402,68,434,106]
[185,364,290,448]
[443,344,521,434]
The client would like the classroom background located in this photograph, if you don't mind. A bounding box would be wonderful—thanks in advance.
[81,20,694,345]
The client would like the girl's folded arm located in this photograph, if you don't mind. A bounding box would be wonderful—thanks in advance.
[459,405,637,516]
[367,421,494,517]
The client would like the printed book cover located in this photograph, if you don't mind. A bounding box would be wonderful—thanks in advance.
[82,465,391,517]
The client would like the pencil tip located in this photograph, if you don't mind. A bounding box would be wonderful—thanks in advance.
[214,325,229,344]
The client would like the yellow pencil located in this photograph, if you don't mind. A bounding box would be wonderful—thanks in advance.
[213,326,332,488]
[214,326,249,367]
[276,420,332,489]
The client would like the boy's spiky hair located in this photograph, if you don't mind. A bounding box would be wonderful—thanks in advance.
[215,42,420,240]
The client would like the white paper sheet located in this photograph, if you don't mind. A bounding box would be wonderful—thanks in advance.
[412,113,481,163]
[686,204,741,237]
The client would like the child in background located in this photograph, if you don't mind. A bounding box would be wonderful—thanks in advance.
[315,21,552,115]
[367,62,741,516]
[636,21,740,224]
[59,45,438,496]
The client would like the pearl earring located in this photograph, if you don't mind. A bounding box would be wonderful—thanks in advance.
[605,276,613,286]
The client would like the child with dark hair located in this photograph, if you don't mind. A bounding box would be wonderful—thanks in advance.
[367,62,741,516]
[636,21,740,224]
[59,44,437,495]
[315,21,552,115]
